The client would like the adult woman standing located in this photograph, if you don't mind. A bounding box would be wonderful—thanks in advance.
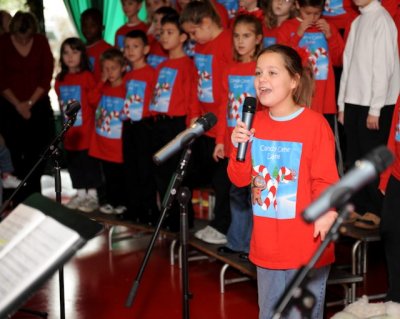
[0,11,55,203]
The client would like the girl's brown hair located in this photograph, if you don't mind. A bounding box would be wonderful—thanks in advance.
[257,44,314,107]
[232,14,263,62]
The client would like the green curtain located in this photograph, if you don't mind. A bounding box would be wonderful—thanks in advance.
[63,0,147,45]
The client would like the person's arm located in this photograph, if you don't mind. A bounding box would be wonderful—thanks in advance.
[2,89,31,119]
[35,35,54,97]
[311,118,339,240]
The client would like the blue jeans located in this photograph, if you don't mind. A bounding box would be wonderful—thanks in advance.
[257,266,330,319]
[226,185,252,252]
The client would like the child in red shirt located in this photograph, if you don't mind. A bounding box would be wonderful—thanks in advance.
[121,30,159,224]
[215,14,263,255]
[149,13,200,232]
[181,0,234,244]
[228,44,338,319]
[380,96,400,303]
[262,0,296,48]
[81,8,113,82]
[146,6,177,68]
[89,48,128,215]
[55,37,102,213]
[115,0,149,50]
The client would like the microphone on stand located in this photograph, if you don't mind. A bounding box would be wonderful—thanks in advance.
[153,112,217,165]
[302,145,394,223]
[65,101,81,117]
[236,96,257,162]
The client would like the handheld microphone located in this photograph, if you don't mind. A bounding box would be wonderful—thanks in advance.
[65,101,81,117]
[236,96,257,162]
[153,112,217,165]
[302,145,394,223]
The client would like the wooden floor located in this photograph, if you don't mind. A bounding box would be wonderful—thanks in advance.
[8,210,388,319]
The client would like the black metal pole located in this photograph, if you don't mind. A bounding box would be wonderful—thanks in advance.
[178,187,192,319]
[272,206,351,319]
[125,145,193,310]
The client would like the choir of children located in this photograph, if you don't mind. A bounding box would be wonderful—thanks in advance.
[52,1,399,315]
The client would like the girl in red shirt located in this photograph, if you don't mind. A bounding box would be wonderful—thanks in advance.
[55,38,102,213]
[228,44,338,319]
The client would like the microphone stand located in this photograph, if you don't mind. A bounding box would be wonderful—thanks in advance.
[125,144,193,319]
[0,113,77,319]
[272,205,351,319]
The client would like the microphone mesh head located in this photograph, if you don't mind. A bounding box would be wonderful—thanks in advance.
[365,145,394,173]
[197,112,217,131]
[243,96,257,113]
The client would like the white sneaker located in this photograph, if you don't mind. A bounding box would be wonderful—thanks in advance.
[2,175,22,189]
[194,226,214,240]
[198,226,227,244]
[114,205,127,215]
[99,204,114,214]
[66,194,86,210]
[78,195,99,213]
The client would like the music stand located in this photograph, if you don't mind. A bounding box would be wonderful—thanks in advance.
[0,104,78,319]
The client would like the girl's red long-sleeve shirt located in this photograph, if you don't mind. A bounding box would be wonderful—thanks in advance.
[278,19,344,114]
[55,71,97,151]
[86,40,113,82]
[88,82,126,163]
[217,61,257,157]
[193,29,234,137]
[0,33,53,100]
[228,107,338,269]
[149,56,200,121]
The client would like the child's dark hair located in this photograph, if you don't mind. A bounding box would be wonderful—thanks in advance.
[57,37,91,82]
[297,0,325,9]
[125,29,149,46]
[179,1,221,28]
[154,6,178,17]
[232,14,263,62]
[9,11,38,35]
[101,47,126,67]
[161,13,187,36]
[258,44,314,107]
[81,8,103,25]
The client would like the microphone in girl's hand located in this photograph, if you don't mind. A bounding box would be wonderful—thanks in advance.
[236,96,257,162]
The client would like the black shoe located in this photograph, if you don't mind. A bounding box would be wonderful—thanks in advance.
[217,246,240,254]
[239,253,249,261]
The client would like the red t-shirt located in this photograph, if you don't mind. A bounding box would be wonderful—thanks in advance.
[278,19,344,114]
[89,82,126,163]
[380,96,400,190]
[115,22,149,50]
[55,71,97,151]
[86,40,113,82]
[147,35,168,69]
[149,56,200,122]
[217,61,257,157]
[194,29,234,137]
[123,64,156,120]
[228,107,338,269]
[322,0,359,31]
[0,33,53,100]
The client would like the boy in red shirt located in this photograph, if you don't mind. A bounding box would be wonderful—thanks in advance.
[89,48,128,215]
[115,0,148,50]
[150,13,200,231]
[81,8,112,82]
[121,30,159,224]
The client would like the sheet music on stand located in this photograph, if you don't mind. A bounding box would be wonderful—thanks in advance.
[0,193,103,318]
